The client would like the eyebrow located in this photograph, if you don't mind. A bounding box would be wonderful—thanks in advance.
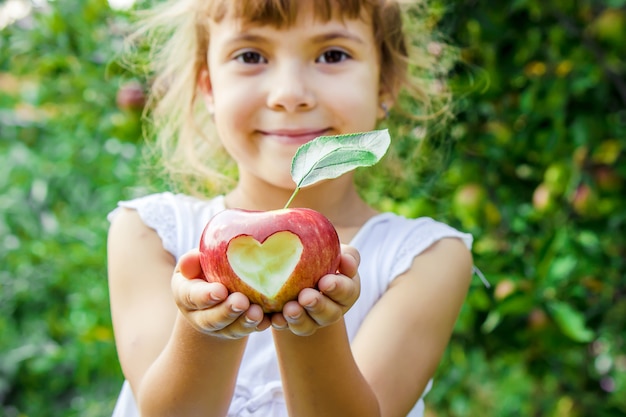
[224,29,365,46]
[224,33,268,45]
[310,30,365,44]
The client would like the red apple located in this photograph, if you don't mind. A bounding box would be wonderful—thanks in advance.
[199,208,341,313]
[116,81,146,112]
[570,183,598,216]
[593,165,623,192]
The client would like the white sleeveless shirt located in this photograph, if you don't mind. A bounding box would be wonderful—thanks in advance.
[108,192,473,417]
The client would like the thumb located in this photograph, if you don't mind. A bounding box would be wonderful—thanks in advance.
[177,249,204,280]
[339,244,360,278]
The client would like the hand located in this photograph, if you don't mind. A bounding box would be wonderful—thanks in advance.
[172,249,272,339]
[271,244,361,336]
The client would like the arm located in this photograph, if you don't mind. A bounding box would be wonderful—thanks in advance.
[271,238,472,417]
[272,247,381,417]
[107,208,269,417]
[352,237,473,416]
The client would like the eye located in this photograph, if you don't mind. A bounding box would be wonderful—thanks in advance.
[235,51,267,64]
[317,49,351,64]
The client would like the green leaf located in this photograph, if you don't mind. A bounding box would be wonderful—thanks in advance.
[547,301,595,343]
[291,129,391,189]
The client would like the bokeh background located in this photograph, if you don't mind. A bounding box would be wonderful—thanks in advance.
[1,0,624,416]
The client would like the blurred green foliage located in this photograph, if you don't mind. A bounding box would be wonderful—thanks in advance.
[1,0,624,416]
[1,1,141,415]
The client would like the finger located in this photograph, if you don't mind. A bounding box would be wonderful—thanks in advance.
[191,292,250,333]
[282,301,319,336]
[248,305,272,332]
[271,313,289,330]
[244,303,265,323]
[238,303,265,330]
[255,315,273,332]
[299,288,343,327]
[219,304,267,338]
[174,277,228,311]
[339,244,360,276]
[177,249,204,279]
[317,272,360,308]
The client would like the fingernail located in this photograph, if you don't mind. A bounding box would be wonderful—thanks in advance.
[287,311,301,321]
[272,322,287,330]
[324,282,336,293]
[209,292,222,301]
[304,298,318,309]
[231,305,245,313]
[244,315,257,325]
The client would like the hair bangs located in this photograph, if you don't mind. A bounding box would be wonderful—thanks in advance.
[205,0,372,27]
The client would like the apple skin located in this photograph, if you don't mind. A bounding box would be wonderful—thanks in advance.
[199,208,341,313]
[116,81,146,112]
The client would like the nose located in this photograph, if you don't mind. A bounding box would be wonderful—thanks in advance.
[266,60,316,113]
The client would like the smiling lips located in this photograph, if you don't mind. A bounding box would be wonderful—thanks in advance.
[259,128,330,146]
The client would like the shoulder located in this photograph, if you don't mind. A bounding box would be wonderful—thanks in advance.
[380,214,474,326]
[107,205,177,273]
[107,192,223,226]
[393,236,473,289]
[107,192,226,260]
[368,213,472,249]
[354,212,473,284]
[108,207,175,267]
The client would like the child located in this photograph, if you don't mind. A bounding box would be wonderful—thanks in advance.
[107,0,474,416]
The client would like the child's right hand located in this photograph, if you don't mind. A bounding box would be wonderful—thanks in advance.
[172,249,272,339]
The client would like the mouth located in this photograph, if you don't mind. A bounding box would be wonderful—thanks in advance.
[258,128,331,146]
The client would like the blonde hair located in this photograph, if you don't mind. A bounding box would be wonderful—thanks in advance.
[126,0,458,197]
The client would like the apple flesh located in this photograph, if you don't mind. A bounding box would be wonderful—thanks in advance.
[199,208,341,313]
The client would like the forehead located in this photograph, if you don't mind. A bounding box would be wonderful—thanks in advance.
[203,0,374,27]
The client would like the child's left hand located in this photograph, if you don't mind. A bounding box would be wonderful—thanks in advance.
[270,245,361,336]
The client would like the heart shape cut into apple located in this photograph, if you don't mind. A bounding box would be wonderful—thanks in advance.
[199,208,341,313]
[227,232,303,298]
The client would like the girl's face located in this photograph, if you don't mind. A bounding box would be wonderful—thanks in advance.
[201,7,386,191]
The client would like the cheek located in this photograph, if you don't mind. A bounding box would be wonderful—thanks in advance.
[212,83,259,127]
[327,71,381,125]
[335,91,380,130]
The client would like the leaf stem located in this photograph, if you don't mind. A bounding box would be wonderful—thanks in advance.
[284,187,300,209]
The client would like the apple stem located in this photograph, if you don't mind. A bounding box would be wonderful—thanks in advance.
[284,187,300,209]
